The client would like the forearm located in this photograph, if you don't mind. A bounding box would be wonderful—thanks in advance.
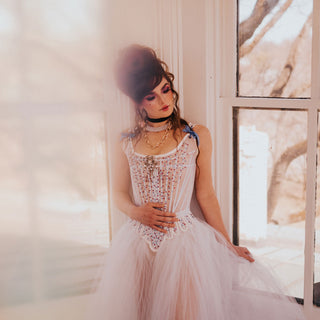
[196,192,232,244]
[113,191,139,219]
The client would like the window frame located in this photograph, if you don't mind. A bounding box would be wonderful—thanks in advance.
[210,0,320,318]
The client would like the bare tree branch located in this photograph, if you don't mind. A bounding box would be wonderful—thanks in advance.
[267,131,320,222]
[269,13,312,97]
[239,0,293,58]
[267,140,307,222]
[239,0,280,47]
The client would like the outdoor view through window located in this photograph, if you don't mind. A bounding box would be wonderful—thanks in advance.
[0,1,110,306]
[236,0,315,301]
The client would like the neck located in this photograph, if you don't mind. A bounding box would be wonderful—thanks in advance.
[145,121,171,132]
[146,113,172,126]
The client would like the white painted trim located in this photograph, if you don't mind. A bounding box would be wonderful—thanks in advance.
[176,0,184,116]
[217,0,320,317]
[220,0,237,98]
[214,0,238,234]
[205,0,217,188]
[155,0,184,116]
[311,0,320,99]
[220,97,318,109]
[304,105,318,315]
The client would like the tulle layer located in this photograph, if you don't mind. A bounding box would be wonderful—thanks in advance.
[88,218,305,320]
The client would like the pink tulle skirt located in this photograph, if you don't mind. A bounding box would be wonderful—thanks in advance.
[88,217,305,320]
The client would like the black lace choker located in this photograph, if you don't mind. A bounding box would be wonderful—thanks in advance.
[146,113,173,123]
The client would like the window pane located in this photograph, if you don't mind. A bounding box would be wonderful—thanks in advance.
[234,107,307,299]
[238,0,312,98]
[0,112,109,305]
[0,2,21,103]
[314,112,320,306]
[0,0,109,104]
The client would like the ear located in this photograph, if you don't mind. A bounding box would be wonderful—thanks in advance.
[139,107,148,120]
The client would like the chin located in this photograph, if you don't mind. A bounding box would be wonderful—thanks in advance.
[165,106,174,115]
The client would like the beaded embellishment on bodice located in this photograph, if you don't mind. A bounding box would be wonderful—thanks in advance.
[121,125,199,251]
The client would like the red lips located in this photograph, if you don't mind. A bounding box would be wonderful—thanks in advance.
[161,106,169,111]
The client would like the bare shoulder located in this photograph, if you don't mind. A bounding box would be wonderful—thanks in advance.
[191,124,212,146]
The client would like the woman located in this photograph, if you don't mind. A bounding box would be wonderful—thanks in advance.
[90,44,305,319]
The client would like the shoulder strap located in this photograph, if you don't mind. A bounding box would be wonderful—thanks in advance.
[182,123,200,147]
[120,130,136,141]
[120,130,136,155]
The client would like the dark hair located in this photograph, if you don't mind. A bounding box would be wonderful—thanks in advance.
[114,44,187,138]
[114,44,166,104]
[114,44,199,171]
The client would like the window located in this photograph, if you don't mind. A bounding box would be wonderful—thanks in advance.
[214,0,320,318]
[0,0,111,310]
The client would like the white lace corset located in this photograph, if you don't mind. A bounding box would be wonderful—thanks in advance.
[121,127,199,251]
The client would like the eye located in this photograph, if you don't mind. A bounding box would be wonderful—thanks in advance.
[162,85,171,94]
[145,95,155,101]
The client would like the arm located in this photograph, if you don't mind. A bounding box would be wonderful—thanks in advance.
[193,125,254,262]
[111,137,178,233]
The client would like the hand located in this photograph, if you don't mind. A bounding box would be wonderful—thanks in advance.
[232,245,255,263]
[133,202,179,234]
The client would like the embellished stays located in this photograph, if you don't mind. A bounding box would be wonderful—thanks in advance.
[120,124,200,252]
[129,213,196,251]
[143,155,158,177]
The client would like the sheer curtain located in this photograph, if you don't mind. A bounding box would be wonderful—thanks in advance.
[0,0,183,318]
[0,0,112,318]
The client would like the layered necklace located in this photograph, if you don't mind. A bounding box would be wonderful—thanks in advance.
[143,121,172,150]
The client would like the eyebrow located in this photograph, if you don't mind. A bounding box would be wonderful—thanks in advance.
[161,82,170,90]
[145,82,170,96]
[146,81,169,96]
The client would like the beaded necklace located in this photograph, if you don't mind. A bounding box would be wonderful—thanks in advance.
[143,122,172,150]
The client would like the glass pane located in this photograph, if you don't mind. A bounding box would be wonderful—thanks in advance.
[0,2,21,103]
[234,107,307,299]
[238,0,312,98]
[314,112,320,306]
[0,0,109,104]
[0,112,109,305]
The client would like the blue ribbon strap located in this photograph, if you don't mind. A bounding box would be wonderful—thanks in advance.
[121,131,136,141]
[183,124,200,147]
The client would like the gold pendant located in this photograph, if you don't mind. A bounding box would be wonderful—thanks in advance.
[143,155,158,177]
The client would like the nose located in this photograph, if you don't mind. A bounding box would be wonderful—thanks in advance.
[157,94,165,106]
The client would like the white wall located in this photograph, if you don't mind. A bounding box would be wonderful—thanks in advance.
[181,0,207,124]
[107,0,212,233]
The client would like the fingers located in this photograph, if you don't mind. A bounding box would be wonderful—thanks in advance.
[234,246,255,263]
[241,248,255,263]
[243,254,255,262]
[154,210,178,219]
[153,225,168,233]
[155,221,176,228]
[149,204,178,222]
[149,202,165,209]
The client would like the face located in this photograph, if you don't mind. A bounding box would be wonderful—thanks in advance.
[139,77,174,120]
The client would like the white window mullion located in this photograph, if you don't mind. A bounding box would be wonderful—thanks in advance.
[215,0,320,317]
[214,0,237,231]
[311,0,320,99]
[220,0,237,98]
[304,105,318,315]
[307,0,320,317]
[225,97,318,109]
[205,0,219,189]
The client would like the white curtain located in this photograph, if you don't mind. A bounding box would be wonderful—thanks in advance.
[0,0,112,318]
[0,0,183,319]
